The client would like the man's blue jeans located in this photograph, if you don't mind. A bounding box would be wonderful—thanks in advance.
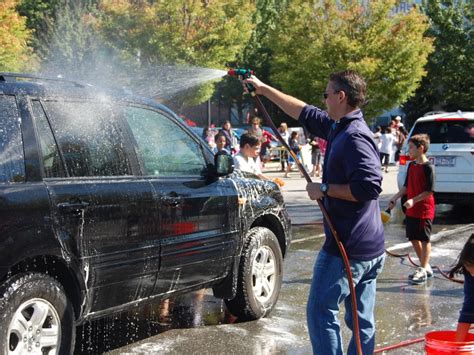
[307,249,385,355]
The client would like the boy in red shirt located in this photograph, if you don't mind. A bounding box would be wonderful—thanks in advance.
[388,134,435,284]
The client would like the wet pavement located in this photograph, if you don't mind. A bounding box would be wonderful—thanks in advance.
[74,164,474,354]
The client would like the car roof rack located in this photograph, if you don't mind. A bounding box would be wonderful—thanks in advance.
[0,72,90,88]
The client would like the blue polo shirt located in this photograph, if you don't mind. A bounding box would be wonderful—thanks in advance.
[299,105,384,261]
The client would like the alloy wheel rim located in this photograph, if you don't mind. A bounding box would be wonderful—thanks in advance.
[251,245,277,303]
[7,298,61,355]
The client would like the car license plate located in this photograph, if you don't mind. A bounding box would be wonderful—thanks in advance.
[429,156,456,167]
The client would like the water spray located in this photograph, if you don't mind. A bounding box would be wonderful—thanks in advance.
[228,68,363,355]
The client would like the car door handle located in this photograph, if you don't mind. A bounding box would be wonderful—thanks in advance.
[57,201,90,211]
[162,193,181,208]
[162,198,181,208]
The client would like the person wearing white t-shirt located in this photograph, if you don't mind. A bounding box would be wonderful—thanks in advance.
[233,133,265,178]
[380,127,396,172]
[233,133,285,189]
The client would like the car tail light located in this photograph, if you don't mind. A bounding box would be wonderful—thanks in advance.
[399,155,413,166]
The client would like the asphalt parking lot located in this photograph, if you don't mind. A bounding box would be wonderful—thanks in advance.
[81,162,474,355]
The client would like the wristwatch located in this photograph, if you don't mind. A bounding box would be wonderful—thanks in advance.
[320,183,329,197]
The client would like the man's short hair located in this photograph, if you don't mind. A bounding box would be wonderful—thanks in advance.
[240,133,260,148]
[329,70,366,108]
[410,134,430,153]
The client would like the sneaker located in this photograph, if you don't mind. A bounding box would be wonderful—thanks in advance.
[409,266,434,279]
[411,267,427,284]
[426,265,434,278]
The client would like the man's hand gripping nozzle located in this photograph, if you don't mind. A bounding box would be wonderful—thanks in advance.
[227,69,256,96]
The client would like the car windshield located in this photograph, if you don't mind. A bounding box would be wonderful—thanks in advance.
[412,120,474,144]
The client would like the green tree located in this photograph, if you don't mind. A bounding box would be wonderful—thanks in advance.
[403,0,473,126]
[268,0,434,119]
[241,0,290,82]
[98,0,255,107]
[16,0,60,50]
[0,0,36,71]
[35,1,106,78]
[213,0,290,125]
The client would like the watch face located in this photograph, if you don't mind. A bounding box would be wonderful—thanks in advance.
[320,183,328,193]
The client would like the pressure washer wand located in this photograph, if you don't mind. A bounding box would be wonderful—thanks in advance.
[228,69,363,355]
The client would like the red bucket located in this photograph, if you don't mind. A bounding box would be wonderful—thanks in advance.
[425,330,474,354]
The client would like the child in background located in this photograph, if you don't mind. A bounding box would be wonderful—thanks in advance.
[449,234,474,342]
[380,126,395,172]
[388,134,435,284]
[202,127,215,150]
[233,133,266,179]
[308,134,321,178]
[278,122,290,172]
[213,133,230,155]
[233,133,284,187]
[284,131,301,178]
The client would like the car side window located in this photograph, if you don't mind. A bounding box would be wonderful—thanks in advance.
[43,101,132,177]
[31,100,66,178]
[0,95,25,183]
[124,106,207,176]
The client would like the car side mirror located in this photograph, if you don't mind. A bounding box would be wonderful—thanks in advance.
[214,152,234,176]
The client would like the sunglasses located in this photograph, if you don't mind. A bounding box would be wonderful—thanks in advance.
[323,90,340,99]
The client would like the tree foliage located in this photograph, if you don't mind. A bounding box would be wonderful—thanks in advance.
[0,0,36,71]
[100,0,254,68]
[214,0,290,124]
[33,1,106,78]
[241,0,289,81]
[98,0,255,106]
[16,0,60,50]
[268,0,434,119]
[403,0,473,125]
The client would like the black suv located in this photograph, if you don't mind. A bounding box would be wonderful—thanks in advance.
[0,73,291,354]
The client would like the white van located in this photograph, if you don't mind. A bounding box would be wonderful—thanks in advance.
[397,111,474,206]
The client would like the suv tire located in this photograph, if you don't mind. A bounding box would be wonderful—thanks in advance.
[0,273,75,355]
[225,227,283,320]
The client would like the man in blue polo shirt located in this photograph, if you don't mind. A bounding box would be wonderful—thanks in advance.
[245,71,385,355]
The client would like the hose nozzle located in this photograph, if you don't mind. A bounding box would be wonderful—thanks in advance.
[228,68,256,95]
[227,68,254,78]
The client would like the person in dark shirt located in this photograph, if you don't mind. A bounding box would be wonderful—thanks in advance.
[244,71,385,355]
[389,134,435,284]
[449,234,474,342]
[284,130,302,178]
[219,120,236,154]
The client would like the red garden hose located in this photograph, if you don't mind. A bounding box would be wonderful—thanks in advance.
[251,95,364,355]
[371,249,465,352]
[385,248,465,284]
[374,336,425,353]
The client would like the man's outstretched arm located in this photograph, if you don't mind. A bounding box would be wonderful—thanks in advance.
[244,76,306,120]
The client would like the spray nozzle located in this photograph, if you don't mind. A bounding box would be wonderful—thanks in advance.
[227,68,254,78]
[227,68,256,95]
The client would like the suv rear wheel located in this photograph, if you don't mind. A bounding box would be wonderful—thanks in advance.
[225,227,283,320]
[0,273,75,355]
